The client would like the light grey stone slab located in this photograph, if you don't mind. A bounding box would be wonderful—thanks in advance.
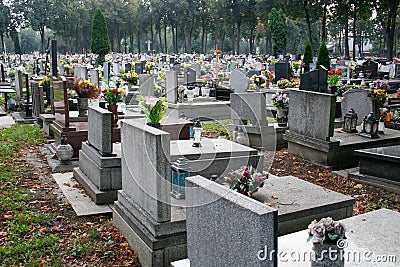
[120,119,171,223]
[341,89,373,125]
[230,68,250,93]
[253,175,354,236]
[166,70,178,104]
[288,89,336,141]
[170,138,263,178]
[278,209,400,267]
[139,75,155,96]
[185,175,277,267]
[87,106,113,155]
[89,69,99,85]
[231,92,268,126]
[52,172,112,216]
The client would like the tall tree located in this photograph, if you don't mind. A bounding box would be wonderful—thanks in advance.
[373,0,400,60]
[23,0,55,54]
[90,8,110,65]
[316,40,330,69]
[269,8,287,57]
[303,40,313,72]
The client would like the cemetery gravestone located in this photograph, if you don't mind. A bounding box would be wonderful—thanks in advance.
[341,89,373,126]
[103,62,110,82]
[73,106,122,204]
[275,62,290,82]
[89,69,99,86]
[182,175,277,267]
[300,66,328,93]
[230,69,250,93]
[135,62,143,75]
[184,68,196,85]
[139,75,155,96]
[166,70,178,103]
[74,66,88,80]
[192,63,201,78]
[113,62,120,76]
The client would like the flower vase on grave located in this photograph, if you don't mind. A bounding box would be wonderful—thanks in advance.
[265,80,270,89]
[146,122,161,129]
[107,104,119,128]
[77,97,89,117]
[276,108,288,127]
[311,243,344,267]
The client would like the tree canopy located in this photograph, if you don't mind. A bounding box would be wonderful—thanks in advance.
[0,0,398,60]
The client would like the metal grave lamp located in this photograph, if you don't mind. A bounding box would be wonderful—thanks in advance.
[171,158,191,199]
[360,112,379,139]
[342,108,358,133]
[192,120,202,147]
[378,115,385,134]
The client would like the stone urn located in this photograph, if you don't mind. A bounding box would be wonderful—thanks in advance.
[56,136,74,163]
[77,97,89,117]
[276,108,288,127]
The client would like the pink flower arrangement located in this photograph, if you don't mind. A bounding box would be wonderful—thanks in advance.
[224,165,268,197]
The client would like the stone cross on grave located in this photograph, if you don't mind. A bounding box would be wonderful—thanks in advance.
[145,40,152,53]
[214,43,221,78]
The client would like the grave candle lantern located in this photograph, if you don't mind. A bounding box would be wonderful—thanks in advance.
[192,120,202,147]
[343,108,358,133]
[360,112,379,139]
[171,158,191,199]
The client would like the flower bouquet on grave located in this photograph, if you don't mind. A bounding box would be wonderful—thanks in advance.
[277,78,292,89]
[73,78,100,99]
[145,61,156,71]
[374,80,391,91]
[271,92,289,109]
[327,69,343,86]
[224,165,268,197]
[121,70,138,85]
[101,87,126,105]
[307,217,346,245]
[39,76,51,94]
[252,75,266,87]
[139,96,168,127]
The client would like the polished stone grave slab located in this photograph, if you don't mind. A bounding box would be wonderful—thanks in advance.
[278,208,400,266]
[170,138,264,179]
[349,145,400,193]
[253,175,354,236]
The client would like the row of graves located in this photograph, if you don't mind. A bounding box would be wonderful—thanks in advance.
[2,47,400,266]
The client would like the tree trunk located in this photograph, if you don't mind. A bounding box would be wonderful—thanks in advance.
[201,19,205,53]
[164,23,167,53]
[321,3,327,42]
[344,3,350,59]
[171,25,176,53]
[352,5,357,60]
[303,0,313,50]
[386,0,399,60]
[1,33,4,54]
[150,23,154,53]
[129,27,133,53]
[236,21,241,55]
[41,24,46,55]
[158,28,163,53]
[137,32,141,54]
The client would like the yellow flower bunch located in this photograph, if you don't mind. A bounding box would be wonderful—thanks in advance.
[73,78,100,99]
[371,89,387,108]
[122,71,138,85]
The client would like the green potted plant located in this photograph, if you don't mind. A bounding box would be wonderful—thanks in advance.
[139,96,168,128]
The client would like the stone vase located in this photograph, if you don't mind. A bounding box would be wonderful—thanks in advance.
[276,108,288,127]
[108,104,119,128]
[311,243,344,267]
[77,97,89,117]
[146,122,161,129]
[56,136,74,163]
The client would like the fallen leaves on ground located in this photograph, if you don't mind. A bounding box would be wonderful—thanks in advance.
[269,149,400,215]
